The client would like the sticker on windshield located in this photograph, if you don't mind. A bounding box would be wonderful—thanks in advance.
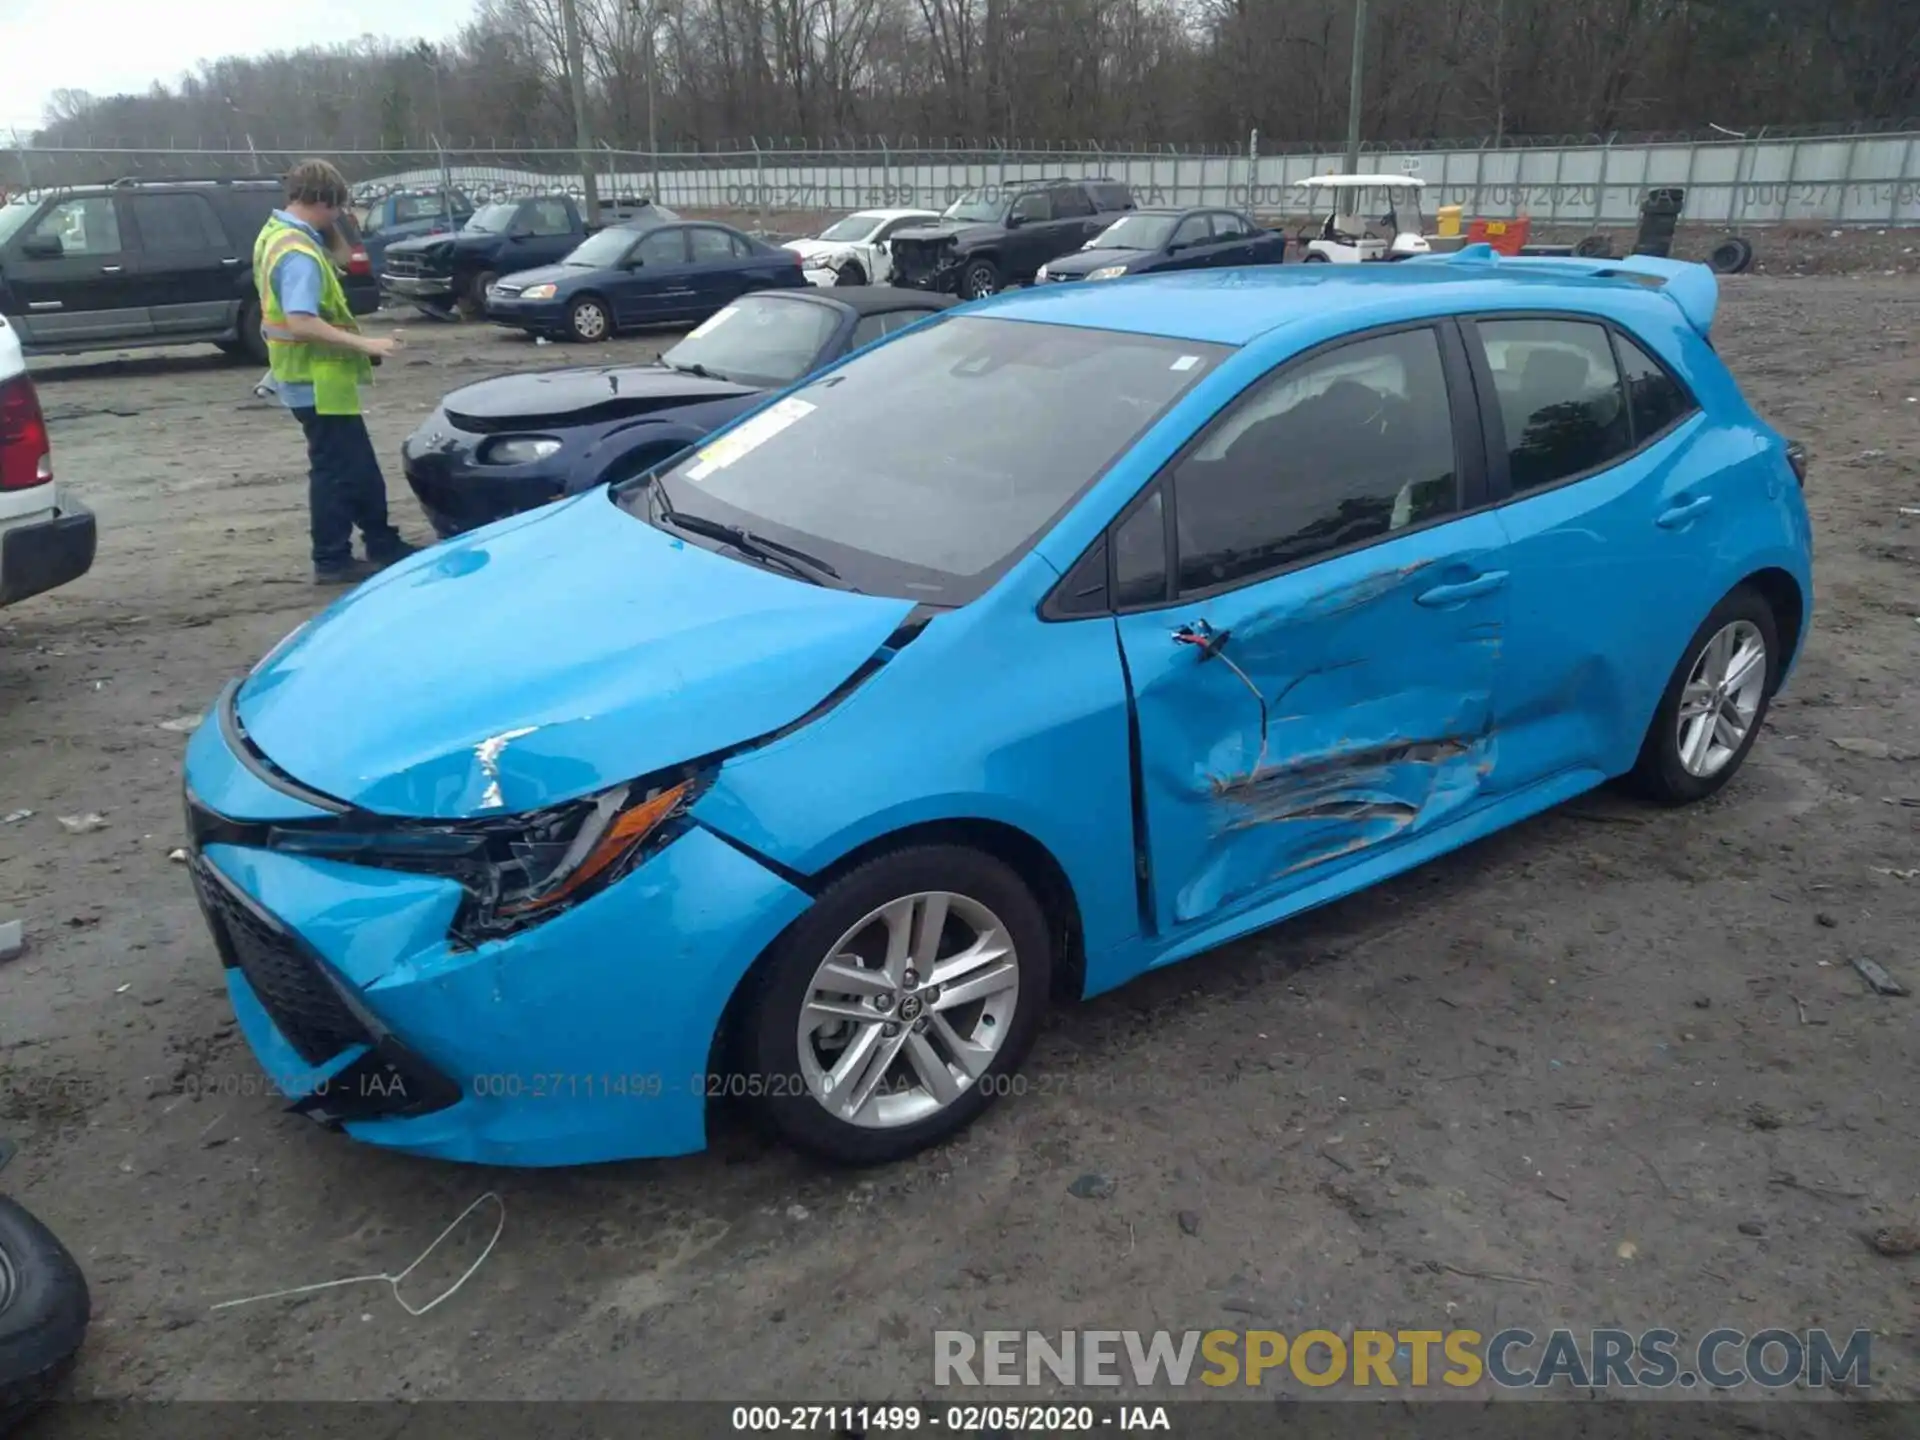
[686,306,739,340]
[1171,355,1201,371]
[685,397,816,481]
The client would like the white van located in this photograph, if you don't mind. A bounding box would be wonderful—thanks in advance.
[0,314,95,606]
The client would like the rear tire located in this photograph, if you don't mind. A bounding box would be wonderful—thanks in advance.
[236,294,268,366]
[1624,584,1780,806]
[1303,252,1330,264]
[833,260,868,287]
[0,1196,91,1432]
[741,845,1052,1165]
[567,295,612,343]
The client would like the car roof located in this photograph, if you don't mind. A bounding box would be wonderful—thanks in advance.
[969,250,1713,346]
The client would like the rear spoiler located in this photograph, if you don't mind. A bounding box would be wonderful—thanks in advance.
[1416,243,1718,336]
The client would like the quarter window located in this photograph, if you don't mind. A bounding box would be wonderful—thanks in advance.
[1112,488,1168,607]
[1171,327,1459,593]
[1614,331,1696,442]
[1474,318,1631,491]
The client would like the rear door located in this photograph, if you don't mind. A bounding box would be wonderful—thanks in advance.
[685,225,750,312]
[1003,189,1057,279]
[1464,311,1724,789]
[1046,183,1104,251]
[1,194,148,347]
[127,191,236,338]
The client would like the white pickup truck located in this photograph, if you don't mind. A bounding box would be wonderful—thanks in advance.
[0,313,95,606]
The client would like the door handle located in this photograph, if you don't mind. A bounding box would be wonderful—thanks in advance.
[221,257,243,266]
[1657,495,1713,528]
[100,264,123,273]
[1415,570,1508,607]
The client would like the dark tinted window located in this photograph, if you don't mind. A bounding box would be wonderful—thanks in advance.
[1170,214,1211,247]
[1010,192,1052,224]
[1615,332,1696,442]
[729,231,755,257]
[1211,211,1254,240]
[1050,186,1095,219]
[1112,488,1168,607]
[688,226,735,263]
[1088,182,1135,212]
[1475,318,1631,491]
[881,308,937,334]
[626,316,1226,603]
[130,193,226,251]
[1173,327,1459,593]
[633,228,687,265]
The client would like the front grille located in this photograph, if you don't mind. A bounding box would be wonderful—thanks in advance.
[192,859,371,1066]
[382,251,443,280]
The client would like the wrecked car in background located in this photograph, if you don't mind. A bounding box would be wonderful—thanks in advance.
[889,178,1136,298]
[180,248,1810,1169]
[405,286,954,536]
[781,208,941,287]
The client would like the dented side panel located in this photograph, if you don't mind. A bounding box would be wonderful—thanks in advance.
[1117,513,1510,932]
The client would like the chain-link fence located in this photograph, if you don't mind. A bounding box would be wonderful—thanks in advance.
[4,128,1918,229]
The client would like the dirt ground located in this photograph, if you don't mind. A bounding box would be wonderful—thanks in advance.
[1,273,1916,1413]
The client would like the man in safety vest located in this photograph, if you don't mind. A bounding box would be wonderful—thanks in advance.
[254,158,416,584]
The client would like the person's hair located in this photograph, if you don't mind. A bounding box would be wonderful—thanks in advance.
[283,158,350,208]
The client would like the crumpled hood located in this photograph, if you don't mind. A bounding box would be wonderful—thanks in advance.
[235,495,915,819]
[889,222,995,248]
[442,362,757,426]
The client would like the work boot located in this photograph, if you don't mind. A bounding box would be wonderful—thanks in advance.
[366,538,421,569]
[313,557,380,586]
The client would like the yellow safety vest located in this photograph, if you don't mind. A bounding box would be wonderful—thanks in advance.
[251,216,372,416]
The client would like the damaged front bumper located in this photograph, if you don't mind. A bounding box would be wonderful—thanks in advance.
[180,708,813,1167]
[890,245,962,294]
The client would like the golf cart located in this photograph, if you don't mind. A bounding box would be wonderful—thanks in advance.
[1295,174,1431,263]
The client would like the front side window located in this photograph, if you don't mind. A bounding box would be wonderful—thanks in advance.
[620,316,1228,602]
[527,200,573,236]
[1010,192,1052,224]
[1475,318,1631,491]
[32,197,121,255]
[1170,215,1211,248]
[1172,327,1459,594]
[633,228,687,266]
[465,203,517,234]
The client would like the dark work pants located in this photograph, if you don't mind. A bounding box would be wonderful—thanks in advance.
[291,408,403,567]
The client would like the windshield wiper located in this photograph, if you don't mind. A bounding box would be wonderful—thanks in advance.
[648,478,853,590]
[661,358,728,382]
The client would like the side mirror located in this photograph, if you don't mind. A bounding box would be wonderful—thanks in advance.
[1005,212,1026,229]
[21,232,62,259]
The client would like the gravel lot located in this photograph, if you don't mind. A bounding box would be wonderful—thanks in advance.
[1,275,1916,1409]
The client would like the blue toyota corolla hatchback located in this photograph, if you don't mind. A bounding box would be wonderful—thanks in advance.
[182,247,1812,1168]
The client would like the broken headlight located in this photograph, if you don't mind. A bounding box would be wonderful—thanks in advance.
[264,771,705,944]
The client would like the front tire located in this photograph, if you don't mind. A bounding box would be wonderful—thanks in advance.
[743,845,1052,1165]
[459,270,498,319]
[834,260,868,287]
[1625,583,1780,805]
[0,1197,91,1431]
[567,295,612,343]
[959,258,1002,299]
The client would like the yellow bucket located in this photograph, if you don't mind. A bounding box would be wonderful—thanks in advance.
[1436,204,1464,238]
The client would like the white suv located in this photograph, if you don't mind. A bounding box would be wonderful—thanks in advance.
[0,314,95,606]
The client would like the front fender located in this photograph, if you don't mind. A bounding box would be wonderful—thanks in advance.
[565,421,707,495]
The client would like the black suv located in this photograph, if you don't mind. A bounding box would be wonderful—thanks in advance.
[0,177,378,362]
[889,178,1137,298]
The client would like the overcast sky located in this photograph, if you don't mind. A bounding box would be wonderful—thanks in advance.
[0,0,477,133]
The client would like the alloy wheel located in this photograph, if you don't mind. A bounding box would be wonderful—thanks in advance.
[1676,618,1767,778]
[796,891,1020,1129]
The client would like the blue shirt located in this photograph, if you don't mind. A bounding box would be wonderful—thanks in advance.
[265,209,326,410]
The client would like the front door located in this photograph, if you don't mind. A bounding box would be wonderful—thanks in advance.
[3,194,148,346]
[127,191,235,337]
[1112,322,1509,932]
[613,226,693,326]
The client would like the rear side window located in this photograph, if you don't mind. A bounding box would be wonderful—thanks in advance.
[1088,183,1135,212]
[526,200,573,236]
[687,227,735,263]
[1474,319,1631,491]
[1172,326,1459,593]
[1050,186,1094,219]
[1614,332,1696,442]
[130,193,226,251]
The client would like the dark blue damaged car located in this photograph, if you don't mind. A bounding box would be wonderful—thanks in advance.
[182,247,1811,1170]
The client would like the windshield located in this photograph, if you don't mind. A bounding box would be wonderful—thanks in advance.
[659,295,839,388]
[0,200,37,248]
[618,315,1229,602]
[1089,214,1178,250]
[817,212,886,243]
[565,225,642,267]
[465,202,518,234]
[941,190,1004,224]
